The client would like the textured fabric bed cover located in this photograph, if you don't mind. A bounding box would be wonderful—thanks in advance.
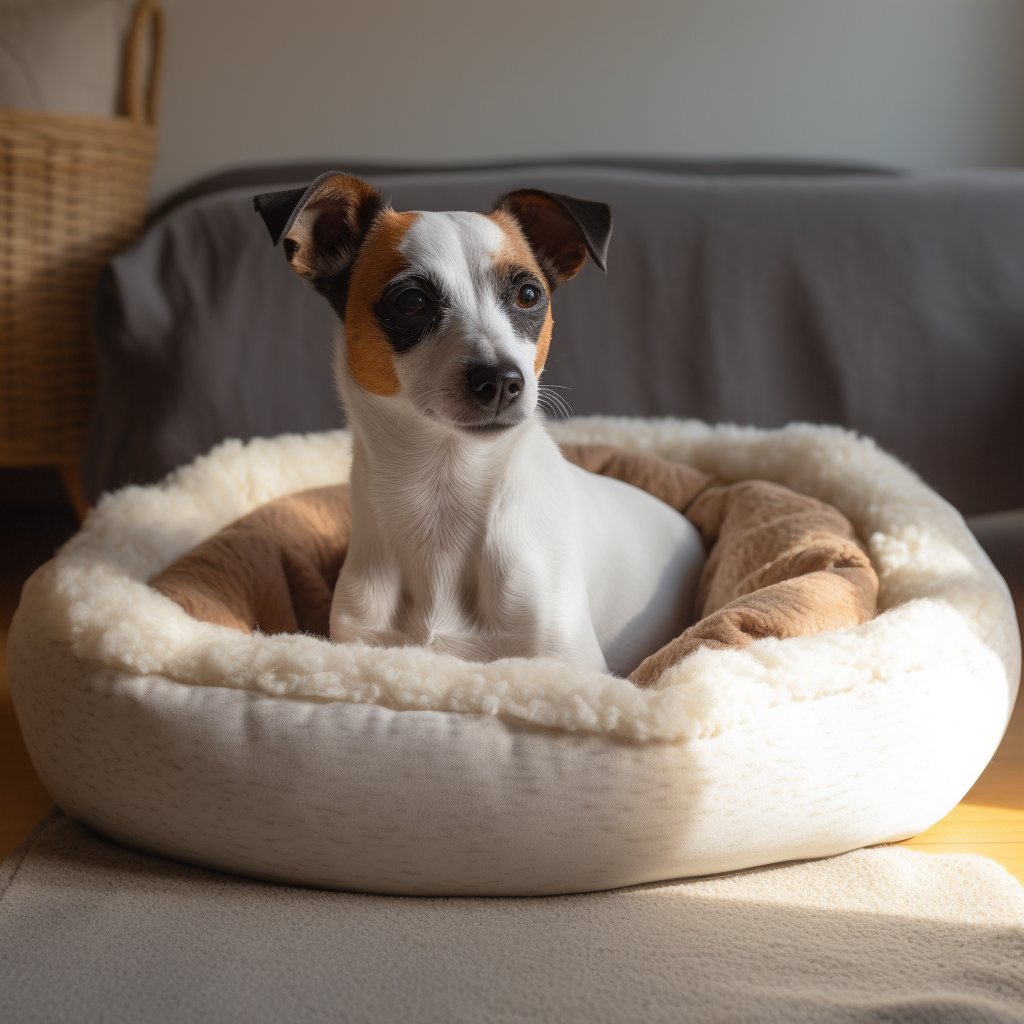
[86,162,1024,515]
[2,813,1022,1024]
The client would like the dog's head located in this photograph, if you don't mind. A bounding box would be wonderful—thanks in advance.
[254,172,611,433]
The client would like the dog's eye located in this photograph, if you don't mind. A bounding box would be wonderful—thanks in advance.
[516,284,541,309]
[395,289,430,316]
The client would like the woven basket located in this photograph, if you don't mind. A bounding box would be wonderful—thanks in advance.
[0,0,163,476]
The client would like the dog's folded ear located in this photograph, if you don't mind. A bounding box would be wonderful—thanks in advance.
[252,185,308,246]
[492,189,612,287]
[254,171,386,303]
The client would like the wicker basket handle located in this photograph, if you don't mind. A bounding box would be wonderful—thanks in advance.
[121,0,164,124]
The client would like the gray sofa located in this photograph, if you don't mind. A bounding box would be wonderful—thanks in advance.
[84,160,1024,517]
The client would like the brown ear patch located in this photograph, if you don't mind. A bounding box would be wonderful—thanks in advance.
[282,174,385,292]
[342,210,419,396]
[510,193,589,283]
[492,189,612,288]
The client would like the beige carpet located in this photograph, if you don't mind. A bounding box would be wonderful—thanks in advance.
[1,812,1022,1023]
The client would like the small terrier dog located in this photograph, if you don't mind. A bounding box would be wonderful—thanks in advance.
[255,173,704,676]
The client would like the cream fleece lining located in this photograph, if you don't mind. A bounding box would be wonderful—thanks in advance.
[23,417,1018,742]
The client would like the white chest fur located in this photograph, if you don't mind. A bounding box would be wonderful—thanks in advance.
[330,412,706,677]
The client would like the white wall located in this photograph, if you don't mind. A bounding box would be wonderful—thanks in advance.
[151,0,1024,201]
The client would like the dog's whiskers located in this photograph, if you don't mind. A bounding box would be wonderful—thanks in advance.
[538,385,573,420]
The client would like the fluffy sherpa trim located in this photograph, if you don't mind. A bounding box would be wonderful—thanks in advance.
[20,419,1019,742]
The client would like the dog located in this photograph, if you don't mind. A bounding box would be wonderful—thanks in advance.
[254,173,705,676]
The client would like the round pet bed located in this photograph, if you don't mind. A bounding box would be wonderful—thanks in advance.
[8,418,1019,896]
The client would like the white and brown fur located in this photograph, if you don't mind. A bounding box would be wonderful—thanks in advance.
[255,173,705,675]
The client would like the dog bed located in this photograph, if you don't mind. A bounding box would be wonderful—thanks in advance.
[8,418,1019,896]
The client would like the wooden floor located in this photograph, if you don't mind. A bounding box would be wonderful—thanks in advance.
[899,683,1023,880]
[1,503,79,860]
[1,502,1022,880]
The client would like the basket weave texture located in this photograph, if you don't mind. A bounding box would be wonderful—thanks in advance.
[0,0,162,467]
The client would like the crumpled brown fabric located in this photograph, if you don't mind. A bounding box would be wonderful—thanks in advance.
[558,445,878,684]
[152,485,352,639]
[151,444,878,686]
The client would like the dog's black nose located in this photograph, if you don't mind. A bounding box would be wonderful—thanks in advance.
[467,361,525,410]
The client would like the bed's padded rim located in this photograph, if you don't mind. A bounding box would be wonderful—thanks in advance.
[15,420,1019,745]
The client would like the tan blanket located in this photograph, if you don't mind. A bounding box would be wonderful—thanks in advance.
[151,444,878,685]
